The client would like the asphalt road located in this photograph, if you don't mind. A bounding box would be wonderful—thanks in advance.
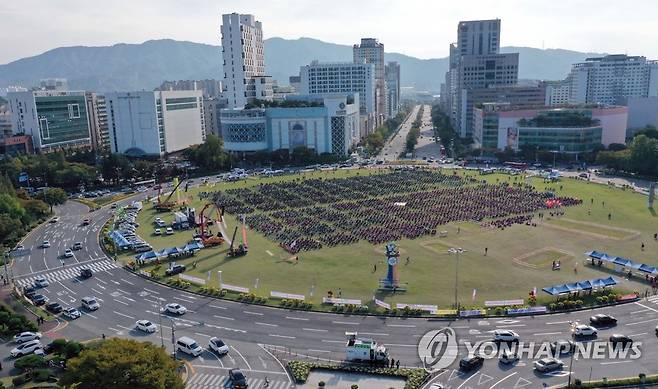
[379,105,421,161]
[6,181,658,389]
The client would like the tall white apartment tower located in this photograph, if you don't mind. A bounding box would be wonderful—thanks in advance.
[354,38,387,120]
[220,13,273,109]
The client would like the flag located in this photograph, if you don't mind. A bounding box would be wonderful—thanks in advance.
[207,271,211,281]
[254,278,259,289]
[472,288,477,301]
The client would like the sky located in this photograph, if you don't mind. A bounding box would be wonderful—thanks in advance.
[2,0,658,64]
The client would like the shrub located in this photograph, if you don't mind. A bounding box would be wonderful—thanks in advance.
[12,375,26,386]
[14,354,46,370]
[33,368,51,382]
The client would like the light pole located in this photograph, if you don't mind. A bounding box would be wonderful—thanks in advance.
[157,299,164,348]
[217,270,223,288]
[567,347,576,388]
[169,317,177,360]
[449,247,464,309]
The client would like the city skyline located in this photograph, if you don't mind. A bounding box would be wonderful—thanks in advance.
[2,0,658,64]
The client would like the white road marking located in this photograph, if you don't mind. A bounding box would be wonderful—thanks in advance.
[360,332,389,336]
[285,316,308,321]
[269,334,295,339]
[600,360,632,365]
[255,322,278,327]
[303,328,328,332]
[634,301,658,313]
[308,349,331,353]
[113,310,135,319]
[333,321,359,325]
[58,281,77,295]
[243,311,264,316]
[627,332,647,337]
[386,324,416,328]
[231,346,252,370]
[386,343,416,347]
[546,320,570,325]
[533,332,562,336]
[113,299,129,306]
[91,288,104,295]
[213,315,235,321]
[143,287,160,294]
[456,372,479,389]
[625,317,658,326]
[120,278,135,285]
[490,372,517,389]
[321,339,344,344]
[209,304,226,309]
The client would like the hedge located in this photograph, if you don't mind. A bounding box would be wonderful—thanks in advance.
[565,373,658,389]
[287,360,429,389]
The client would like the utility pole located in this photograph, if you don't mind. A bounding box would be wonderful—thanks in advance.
[170,318,177,360]
[158,299,164,348]
[449,248,464,309]
[567,348,575,388]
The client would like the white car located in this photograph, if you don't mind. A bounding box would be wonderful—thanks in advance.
[534,357,564,372]
[164,303,187,315]
[573,324,598,337]
[135,320,158,333]
[13,331,42,343]
[493,329,520,342]
[64,249,74,258]
[63,307,81,319]
[165,227,174,235]
[34,276,49,288]
[11,340,42,357]
[209,337,229,355]
[41,240,50,248]
[154,228,162,236]
[49,217,60,223]
[499,350,519,364]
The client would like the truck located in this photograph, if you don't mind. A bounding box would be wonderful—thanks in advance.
[345,332,389,363]
[173,212,189,229]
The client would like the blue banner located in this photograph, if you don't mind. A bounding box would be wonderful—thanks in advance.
[506,306,547,315]
[18,172,29,183]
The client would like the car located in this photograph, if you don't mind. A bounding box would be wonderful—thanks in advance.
[46,302,63,313]
[229,368,248,389]
[13,244,25,251]
[209,337,229,355]
[459,355,484,371]
[609,334,633,347]
[165,227,174,235]
[81,296,100,311]
[82,219,90,226]
[429,384,445,389]
[164,303,187,315]
[493,329,520,343]
[49,217,59,223]
[573,324,597,337]
[165,264,186,276]
[14,331,42,343]
[23,285,37,295]
[41,240,51,248]
[154,228,162,235]
[34,276,49,288]
[499,350,519,364]
[176,336,203,357]
[534,357,564,372]
[79,268,93,278]
[31,294,48,305]
[11,340,42,357]
[135,320,158,333]
[64,249,74,258]
[63,307,81,319]
[590,314,617,326]
[550,340,576,355]
[111,203,118,209]
[72,242,83,250]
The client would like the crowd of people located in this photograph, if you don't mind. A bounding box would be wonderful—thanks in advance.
[203,170,581,253]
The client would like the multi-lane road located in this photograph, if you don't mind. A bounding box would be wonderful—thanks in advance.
[5,181,658,389]
[379,104,442,162]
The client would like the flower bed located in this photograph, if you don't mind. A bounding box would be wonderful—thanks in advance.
[287,360,429,389]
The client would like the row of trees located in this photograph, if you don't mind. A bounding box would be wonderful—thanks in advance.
[596,133,658,177]
[362,110,410,155]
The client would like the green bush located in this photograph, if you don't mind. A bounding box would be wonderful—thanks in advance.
[14,354,46,370]
[12,375,27,386]
[33,368,51,382]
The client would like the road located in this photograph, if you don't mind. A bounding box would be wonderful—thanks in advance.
[6,184,658,389]
[378,104,442,163]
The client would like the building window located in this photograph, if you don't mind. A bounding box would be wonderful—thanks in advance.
[68,104,81,119]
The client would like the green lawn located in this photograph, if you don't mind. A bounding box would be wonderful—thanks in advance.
[119,168,658,309]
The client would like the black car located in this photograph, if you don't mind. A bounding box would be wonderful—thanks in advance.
[590,314,617,326]
[165,264,186,276]
[46,302,63,313]
[459,355,484,371]
[80,268,93,279]
[31,294,48,306]
[23,285,36,295]
[609,334,633,347]
[228,368,248,388]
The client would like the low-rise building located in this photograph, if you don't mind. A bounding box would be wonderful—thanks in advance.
[0,135,33,156]
[106,90,205,157]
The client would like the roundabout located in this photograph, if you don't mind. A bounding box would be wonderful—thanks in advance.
[6,168,658,389]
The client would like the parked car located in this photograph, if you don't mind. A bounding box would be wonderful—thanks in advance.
[499,350,519,365]
[534,357,564,372]
[209,337,229,355]
[590,314,617,326]
[165,264,186,276]
[229,368,248,389]
[459,355,484,371]
[49,217,59,223]
[64,249,74,258]
[81,219,90,226]
[46,302,63,313]
[165,227,174,235]
[11,340,42,357]
[14,331,42,344]
[81,296,100,311]
[135,320,158,333]
[72,242,83,250]
[63,307,81,319]
[154,228,162,236]
[550,340,576,355]
[34,276,49,288]
[609,334,633,347]
[31,294,48,306]
[164,303,187,315]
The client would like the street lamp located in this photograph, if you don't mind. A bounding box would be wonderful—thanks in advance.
[448,247,465,309]
[169,317,177,360]
[157,299,164,348]
[567,349,576,388]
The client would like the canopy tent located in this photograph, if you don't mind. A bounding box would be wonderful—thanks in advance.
[542,277,619,295]
[109,230,131,248]
[134,250,161,262]
[585,250,658,274]
[162,247,183,256]
[183,242,204,252]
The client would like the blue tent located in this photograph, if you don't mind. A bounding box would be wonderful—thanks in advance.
[183,242,204,252]
[585,251,605,260]
[542,277,618,295]
[163,247,182,256]
[612,257,632,267]
[638,264,657,274]
[134,251,160,261]
[577,280,593,290]
[601,276,618,287]
[109,230,131,248]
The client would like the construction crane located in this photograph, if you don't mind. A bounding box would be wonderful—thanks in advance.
[227,216,248,257]
[197,202,224,246]
[155,178,185,212]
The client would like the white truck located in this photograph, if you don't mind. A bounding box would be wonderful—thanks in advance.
[345,332,389,363]
[174,212,189,229]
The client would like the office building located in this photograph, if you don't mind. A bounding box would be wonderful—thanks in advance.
[354,38,387,120]
[157,79,223,98]
[203,97,228,137]
[220,13,273,108]
[7,90,92,153]
[289,76,301,92]
[220,94,359,156]
[385,62,401,118]
[543,80,571,106]
[626,96,658,134]
[106,90,205,157]
[474,105,627,153]
[456,19,501,56]
[85,92,109,151]
[0,135,33,156]
[0,108,12,139]
[569,55,658,105]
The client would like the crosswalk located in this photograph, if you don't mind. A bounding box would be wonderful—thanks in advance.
[15,260,119,288]
[186,373,292,389]
[646,295,658,306]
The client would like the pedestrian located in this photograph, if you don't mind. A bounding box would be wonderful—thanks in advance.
[641,242,645,251]
[484,247,488,256]
[654,233,657,240]
[396,360,400,369]
[102,333,106,340]
[602,201,605,207]
[608,213,612,220]
[373,264,377,273]
[405,257,410,265]
[457,227,461,234]
[390,358,395,368]
[337,288,342,298]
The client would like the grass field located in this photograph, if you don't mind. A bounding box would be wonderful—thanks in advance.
[119,168,658,309]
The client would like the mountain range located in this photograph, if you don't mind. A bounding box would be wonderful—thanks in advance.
[0,38,604,93]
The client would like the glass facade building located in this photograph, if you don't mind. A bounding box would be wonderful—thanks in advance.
[517,126,603,153]
[35,94,90,148]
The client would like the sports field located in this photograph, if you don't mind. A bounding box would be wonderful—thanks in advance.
[122,167,657,308]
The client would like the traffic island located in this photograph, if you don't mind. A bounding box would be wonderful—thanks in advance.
[287,361,429,389]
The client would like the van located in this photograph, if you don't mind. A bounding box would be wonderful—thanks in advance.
[176,336,203,357]
[81,296,100,311]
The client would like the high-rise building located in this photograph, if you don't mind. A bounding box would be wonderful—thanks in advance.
[203,97,228,137]
[7,90,92,153]
[106,90,205,157]
[157,79,223,98]
[385,62,401,118]
[85,92,109,151]
[353,38,387,120]
[543,79,571,106]
[220,13,273,109]
[568,55,658,105]
[443,19,519,138]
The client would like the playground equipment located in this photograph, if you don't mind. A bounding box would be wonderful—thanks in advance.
[197,202,224,246]
[155,177,186,212]
[227,216,249,257]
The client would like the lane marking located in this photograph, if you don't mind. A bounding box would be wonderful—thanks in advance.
[285,316,309,321]
[456,372,479,389]
[321,339,344,344]
[255,322,278,327]
[231,345,252,370]
[386,324,416,328]
[533,332,563,336]
[625,317,658,326]
[269,334,295,339]
[209,304,226,310]
[634,301,658,313]
[113,299,129,306]
[213,315,235,321]
[303,328,328,332]
[244,311,264,316]
[120,278,135,286]
[360,332,389,336]
[490,372,517,389]
[600,360,632,365]
[627,332,647,337]
[333,321,359,325]
[143,287,160,294]
[546,320,570,325]
[113,310,135,319]
[308,349,331,353]
[386,343,416,348]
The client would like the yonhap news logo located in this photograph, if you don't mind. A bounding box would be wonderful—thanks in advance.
[418,328,459,372]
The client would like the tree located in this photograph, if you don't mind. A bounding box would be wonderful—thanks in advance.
[627,135,658,176]
[634,125,658,140]
[60,338,184,389]
[101,153,130,185]
[188,134,227,171]
[607,143,627,152]
[36,188,67,212]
